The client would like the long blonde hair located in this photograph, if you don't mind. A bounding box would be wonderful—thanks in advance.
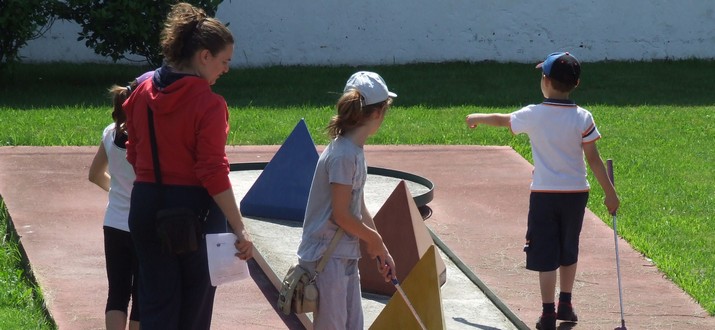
[326,89,392,139]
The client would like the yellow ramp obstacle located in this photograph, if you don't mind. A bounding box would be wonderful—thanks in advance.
[370,245,445,330]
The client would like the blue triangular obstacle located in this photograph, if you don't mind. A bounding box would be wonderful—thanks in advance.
[240,119,319,222]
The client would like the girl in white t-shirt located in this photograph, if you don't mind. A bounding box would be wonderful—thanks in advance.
[89,71,152,330]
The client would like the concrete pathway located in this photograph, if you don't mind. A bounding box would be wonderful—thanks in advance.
[0,145,712,329]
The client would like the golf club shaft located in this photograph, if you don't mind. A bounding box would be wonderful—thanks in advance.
[607,159,627,328]
[377,257,427,330]
[392,279,428,330]
[612,213,625,325]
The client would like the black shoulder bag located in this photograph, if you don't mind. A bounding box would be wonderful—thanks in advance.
[148,107,203,255]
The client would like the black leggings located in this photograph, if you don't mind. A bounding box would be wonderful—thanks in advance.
[104,226,140,321]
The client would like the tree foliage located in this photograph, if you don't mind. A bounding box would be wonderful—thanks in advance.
[0,0,56,75]
[56,0,224,68]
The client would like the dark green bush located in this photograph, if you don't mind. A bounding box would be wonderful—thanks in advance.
[56,0,224,67]
[0,0,56,76]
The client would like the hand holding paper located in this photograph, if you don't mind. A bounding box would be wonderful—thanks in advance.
[206,233,250,286]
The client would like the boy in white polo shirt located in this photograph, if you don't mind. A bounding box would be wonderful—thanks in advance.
[465,52,619,330]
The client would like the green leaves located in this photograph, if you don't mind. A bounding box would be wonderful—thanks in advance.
[57,0,225,67]
[0,0,56,75]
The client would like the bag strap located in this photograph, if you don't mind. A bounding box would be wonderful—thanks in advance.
[147,107,162,184]
[315,228,345,273]
[147,106,168,210]
[146,107,210,219]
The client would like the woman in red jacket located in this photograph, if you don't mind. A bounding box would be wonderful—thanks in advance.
[123,3,253,329]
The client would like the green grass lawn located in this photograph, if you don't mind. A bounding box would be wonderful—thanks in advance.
[0,201,56,329]
[1,61,714,326]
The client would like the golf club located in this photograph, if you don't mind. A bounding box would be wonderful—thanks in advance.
[607,159,627,330]
[377,257,427,330]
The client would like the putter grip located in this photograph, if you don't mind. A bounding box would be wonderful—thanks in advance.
[606,159,617,216]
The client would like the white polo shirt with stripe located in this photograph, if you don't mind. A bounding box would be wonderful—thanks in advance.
[510,99,600,192]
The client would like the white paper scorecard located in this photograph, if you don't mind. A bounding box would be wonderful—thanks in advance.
[206,233,250,286]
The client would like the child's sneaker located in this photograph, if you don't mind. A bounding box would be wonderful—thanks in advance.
[557,302,579,322]
[535,312,556,330]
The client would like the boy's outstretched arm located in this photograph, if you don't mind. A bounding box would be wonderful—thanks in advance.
[583,142,620,214]
[465,113,511,128]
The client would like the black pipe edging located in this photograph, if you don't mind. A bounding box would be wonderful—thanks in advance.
[229,162,435,207]
[229,162,267,171]
[428,228,530,330]
[367,166,434,207]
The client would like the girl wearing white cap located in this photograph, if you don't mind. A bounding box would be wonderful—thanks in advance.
[297,71,397,329]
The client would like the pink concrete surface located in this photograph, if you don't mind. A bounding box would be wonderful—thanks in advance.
[0,145,713,329]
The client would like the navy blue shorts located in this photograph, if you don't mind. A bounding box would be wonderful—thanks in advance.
[524,192,588,272]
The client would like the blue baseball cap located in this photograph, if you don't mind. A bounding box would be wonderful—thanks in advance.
[536,52,580,85]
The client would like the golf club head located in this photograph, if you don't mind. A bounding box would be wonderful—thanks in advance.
[615,318,627,329]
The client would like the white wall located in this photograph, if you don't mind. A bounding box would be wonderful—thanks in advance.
[21,0,715,67]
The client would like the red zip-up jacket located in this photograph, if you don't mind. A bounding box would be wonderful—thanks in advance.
[124,74,231,196]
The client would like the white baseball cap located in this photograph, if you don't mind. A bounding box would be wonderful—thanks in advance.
[344,71,397,106]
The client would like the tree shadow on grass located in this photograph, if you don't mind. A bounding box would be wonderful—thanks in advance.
[4,60,715,110]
